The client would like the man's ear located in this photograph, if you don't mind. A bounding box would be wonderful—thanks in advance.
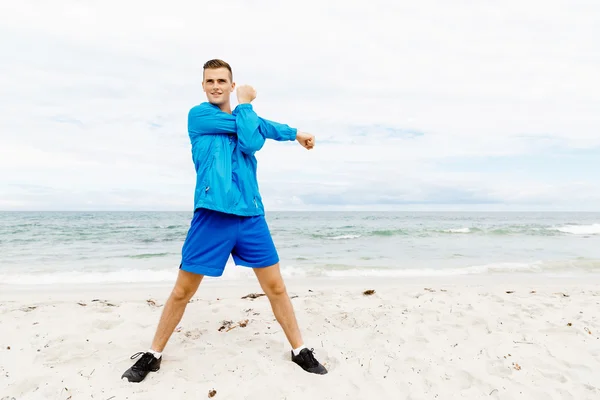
[231,82,236,92]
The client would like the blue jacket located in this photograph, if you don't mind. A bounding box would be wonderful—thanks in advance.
[187,102,297,216]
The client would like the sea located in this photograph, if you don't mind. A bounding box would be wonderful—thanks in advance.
[1,211,600,285]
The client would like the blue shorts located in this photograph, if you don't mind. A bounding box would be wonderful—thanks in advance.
[179,208,279,277]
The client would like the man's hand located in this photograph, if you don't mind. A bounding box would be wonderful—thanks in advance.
[236,85,257,104]
[296,131,315,150]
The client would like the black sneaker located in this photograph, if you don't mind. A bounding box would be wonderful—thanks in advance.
[121,351,161,383]
[291,348,328,375]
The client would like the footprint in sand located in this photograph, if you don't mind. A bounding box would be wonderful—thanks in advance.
[88,299,119,313]
[184,328,205,340]
[94,319,124,331]
[35,335,102,364]
[538,369,568,383]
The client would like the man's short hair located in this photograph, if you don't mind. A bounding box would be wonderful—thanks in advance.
[203,59,232,81]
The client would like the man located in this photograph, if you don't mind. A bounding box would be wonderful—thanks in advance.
[121,59,327,383]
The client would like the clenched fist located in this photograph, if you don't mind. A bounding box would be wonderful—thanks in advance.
[296,131,315,150]
[236,85,257,104]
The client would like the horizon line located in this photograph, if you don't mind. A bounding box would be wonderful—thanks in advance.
[2,209,600,213]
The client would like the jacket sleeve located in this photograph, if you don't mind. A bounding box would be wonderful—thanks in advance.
[188,103,291,153]
[188,103,236,138]
[259,118,297,141]
[232,104,266,155]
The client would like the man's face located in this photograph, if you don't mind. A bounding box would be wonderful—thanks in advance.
[202,67,234,105]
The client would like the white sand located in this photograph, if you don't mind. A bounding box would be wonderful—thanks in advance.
[1,275,600,399]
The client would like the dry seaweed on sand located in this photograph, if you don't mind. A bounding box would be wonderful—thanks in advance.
[91,299,117,307]
[241,293,266,299]
[363,289,375,296]
[218,319,250,332]
[218,320,234,331]
[146,299,161,307]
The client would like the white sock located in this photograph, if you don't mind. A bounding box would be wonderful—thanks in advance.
[148,349,162,359]
[292,345,306,356]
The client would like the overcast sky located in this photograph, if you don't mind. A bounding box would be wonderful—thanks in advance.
[1,0,599,211]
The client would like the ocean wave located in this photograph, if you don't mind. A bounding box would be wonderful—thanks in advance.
[3,259,600,285]
[443,228,472,233]
[371,224,600,237]
[308,224,596,240]
[549,224,600,235]
[312,229,406,240]
[326,234,362,240]
[125,252,171,259]
[436,226,556,236]
[0,269,179,285]
[154,225,183,230]
[438,224,600,236]
[321,259,600,277]
[371,229,408,236]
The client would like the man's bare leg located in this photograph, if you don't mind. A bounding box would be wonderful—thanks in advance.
[254,262,303,348]
[254,263,327,374]
[122,269,203,382]
[151,269,204,352]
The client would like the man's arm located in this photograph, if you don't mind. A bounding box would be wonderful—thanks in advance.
[187,85,312,152]
[259,118,297,141]
[232,103,266,155]
[187,103,236,137]
[187,102,265,155]
[259,118,314,149]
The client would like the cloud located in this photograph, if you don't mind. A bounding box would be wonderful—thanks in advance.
[1,0,599,210]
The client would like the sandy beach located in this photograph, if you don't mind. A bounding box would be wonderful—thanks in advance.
[1,275,600,399]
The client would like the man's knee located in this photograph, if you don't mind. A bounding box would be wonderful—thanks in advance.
[171,285,194,302]
[266,280,287,297]
[263,271,287,297]
[171,270,202,302]
[255,262,288,297]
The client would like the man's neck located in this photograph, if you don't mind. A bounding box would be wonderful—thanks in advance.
[217,102,232,114]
